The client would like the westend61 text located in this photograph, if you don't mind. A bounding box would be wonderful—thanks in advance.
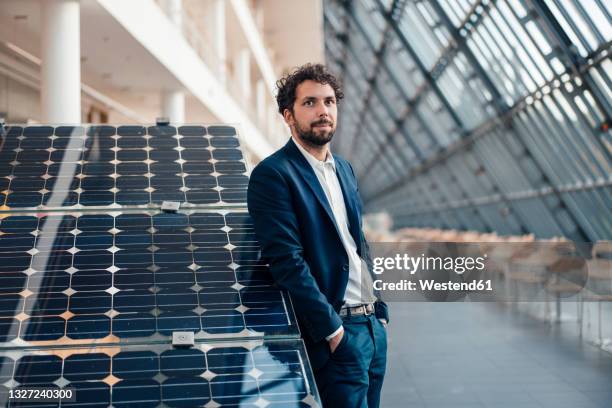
[373,279,493,292]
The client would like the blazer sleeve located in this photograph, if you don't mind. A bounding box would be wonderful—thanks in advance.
[247,161,343,342]
[347,161,390,323]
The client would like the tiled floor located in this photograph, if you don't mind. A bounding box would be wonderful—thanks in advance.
[381,302,612,408]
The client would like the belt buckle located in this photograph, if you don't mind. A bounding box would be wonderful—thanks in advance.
[341,303,374,317]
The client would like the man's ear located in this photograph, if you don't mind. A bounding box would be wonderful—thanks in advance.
[282,108,294,127]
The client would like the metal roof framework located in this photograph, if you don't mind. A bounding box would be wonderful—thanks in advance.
[324,0,611,240]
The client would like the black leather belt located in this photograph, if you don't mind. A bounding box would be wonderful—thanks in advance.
[339,303,374,317]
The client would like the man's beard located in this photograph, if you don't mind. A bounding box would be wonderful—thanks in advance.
[295,119,335,146]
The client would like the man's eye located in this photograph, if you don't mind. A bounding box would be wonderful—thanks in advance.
[325,100,335,105]
[304,101,313,106]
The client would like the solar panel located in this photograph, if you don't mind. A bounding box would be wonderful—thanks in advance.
[0,210,298,346]
[0,340,319,407]
[0,124,321,406]
[0,125,248,210]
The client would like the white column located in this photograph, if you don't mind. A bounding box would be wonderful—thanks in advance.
[256,79,266,126]
[161,0,183,28]
[41,0,81,123]
[212,0,227,85]
[162,90,185,123]
[234,48,251,101]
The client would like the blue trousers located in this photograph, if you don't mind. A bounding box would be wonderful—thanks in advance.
[314,313,387,408]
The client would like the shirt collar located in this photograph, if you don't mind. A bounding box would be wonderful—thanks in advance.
[291,137,336,171]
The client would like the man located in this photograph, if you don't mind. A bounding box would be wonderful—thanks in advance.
[247,63,388,408]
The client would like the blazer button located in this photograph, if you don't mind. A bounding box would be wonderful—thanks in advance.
[342,264,349,271]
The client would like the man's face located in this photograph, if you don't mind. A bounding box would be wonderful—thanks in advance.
[284,80,338,146]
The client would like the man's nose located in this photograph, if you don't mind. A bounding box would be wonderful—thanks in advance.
[316,101,330,117]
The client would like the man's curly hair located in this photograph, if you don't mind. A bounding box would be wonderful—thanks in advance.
[275,63,344,115]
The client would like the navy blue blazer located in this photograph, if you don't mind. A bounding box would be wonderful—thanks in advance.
[247,139,389,370]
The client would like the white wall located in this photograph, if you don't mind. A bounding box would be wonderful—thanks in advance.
[0,72,40,122]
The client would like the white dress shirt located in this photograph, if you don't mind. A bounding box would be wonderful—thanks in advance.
[291,138,376,340]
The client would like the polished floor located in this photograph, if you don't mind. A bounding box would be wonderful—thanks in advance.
[381,302,612,408]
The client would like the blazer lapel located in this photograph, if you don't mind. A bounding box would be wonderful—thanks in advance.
[284,140,343,239]
[334,161,361,249]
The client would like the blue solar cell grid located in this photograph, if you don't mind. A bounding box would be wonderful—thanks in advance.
[0,125,248,210]
[0,210,298,346]
[0,340,319,407]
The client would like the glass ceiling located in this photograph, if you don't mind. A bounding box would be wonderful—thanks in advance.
[324,0,611,241]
